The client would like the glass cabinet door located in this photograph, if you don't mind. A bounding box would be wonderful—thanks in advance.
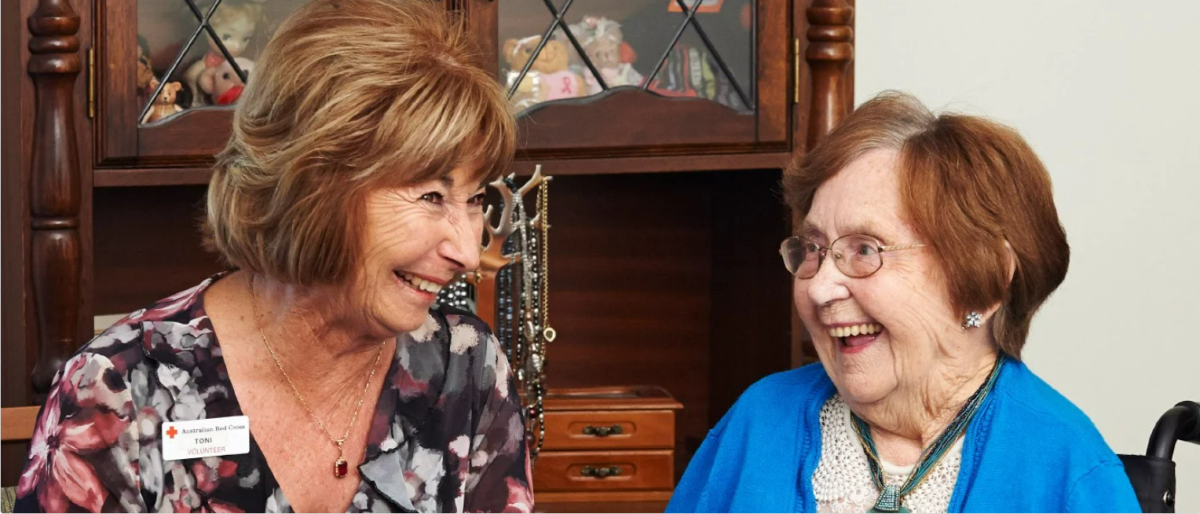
[98,0,317,166]
[97,0,455,168]
[135,0,309,124]
[483,0,789,157]
[499,0,754,113]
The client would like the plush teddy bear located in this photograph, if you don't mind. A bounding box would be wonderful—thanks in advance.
[141,80,183,124]
[503,36,585,109]
[568,16,643,95]
[199,57,254,106]
[184,1,260,107]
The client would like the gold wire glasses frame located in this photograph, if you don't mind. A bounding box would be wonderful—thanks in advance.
[779,234,927,279]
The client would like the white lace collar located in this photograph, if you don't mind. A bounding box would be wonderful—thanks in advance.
[812,395,963,513]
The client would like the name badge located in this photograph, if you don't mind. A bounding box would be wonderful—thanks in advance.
[161,416,251,461]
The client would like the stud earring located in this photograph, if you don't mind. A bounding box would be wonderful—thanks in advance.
[963,311,983,329]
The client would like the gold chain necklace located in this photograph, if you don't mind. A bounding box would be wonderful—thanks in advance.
[249,275,387,478]
[532,175,554,454]
[540,176,553,343]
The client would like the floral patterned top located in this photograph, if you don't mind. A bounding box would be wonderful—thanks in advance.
[14,274,533,513]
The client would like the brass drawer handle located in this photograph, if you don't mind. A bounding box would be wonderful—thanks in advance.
[581,424,623,437]
[580,465,623,478]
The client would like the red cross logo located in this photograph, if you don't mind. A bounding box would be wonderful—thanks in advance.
[166,426,178,439]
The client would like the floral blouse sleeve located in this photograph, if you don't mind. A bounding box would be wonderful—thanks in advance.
[16,352,146,512]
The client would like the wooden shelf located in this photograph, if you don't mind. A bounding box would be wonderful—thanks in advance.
[93,152,793,187]
[94,167,214,187]
[517,152,792,175]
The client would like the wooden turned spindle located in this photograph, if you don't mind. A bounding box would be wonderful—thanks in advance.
[27,0,83,402]
[805,0,854,150]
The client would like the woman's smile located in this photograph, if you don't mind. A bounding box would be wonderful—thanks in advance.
[392,270,447,302]
[824,321,885,354]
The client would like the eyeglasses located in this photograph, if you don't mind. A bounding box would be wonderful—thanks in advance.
[780,234,926,279]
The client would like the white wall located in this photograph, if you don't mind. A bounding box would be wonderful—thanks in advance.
[856,1,1199,510]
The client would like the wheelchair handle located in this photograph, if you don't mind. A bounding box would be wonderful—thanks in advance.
[1146,400,1200,460]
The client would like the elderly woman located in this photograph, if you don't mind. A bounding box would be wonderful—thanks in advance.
[15,1,530,512]
[668,93,1139,513]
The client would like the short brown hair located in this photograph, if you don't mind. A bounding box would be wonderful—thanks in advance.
[205,0,515,285]
[783,92,1069,358]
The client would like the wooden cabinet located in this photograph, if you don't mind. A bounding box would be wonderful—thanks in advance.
[87,0,846,183]
[534,386,683,512]
[1,0,856,498]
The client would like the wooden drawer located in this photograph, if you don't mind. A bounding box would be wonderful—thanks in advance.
[534,491,673,513]
[543,409,675,451]
[533,450,674,492]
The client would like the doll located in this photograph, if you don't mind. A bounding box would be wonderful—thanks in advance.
[183,1,260,107]
[568,16,643,95]
[136,34,162,108]
[199,57,254,105]
[136,35,157,94]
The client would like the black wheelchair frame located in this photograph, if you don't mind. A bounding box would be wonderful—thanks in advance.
[1119,401,1200,513]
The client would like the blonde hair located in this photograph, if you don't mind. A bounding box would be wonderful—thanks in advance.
[205,0,516,285]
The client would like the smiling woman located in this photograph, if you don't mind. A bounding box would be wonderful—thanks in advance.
[13,1,529,513]
[667,92,1139,513]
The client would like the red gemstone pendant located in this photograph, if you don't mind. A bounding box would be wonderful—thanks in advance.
[334,457,348,478]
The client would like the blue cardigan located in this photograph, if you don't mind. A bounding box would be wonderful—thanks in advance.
[667,359,1140,512]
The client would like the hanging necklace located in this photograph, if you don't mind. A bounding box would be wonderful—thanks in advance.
[529,173,554,455]
[249,275,387,478]
[511,177,543,453]
[850,355,1006,512]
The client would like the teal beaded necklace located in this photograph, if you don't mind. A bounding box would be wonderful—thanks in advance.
[849,355,1006,513]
